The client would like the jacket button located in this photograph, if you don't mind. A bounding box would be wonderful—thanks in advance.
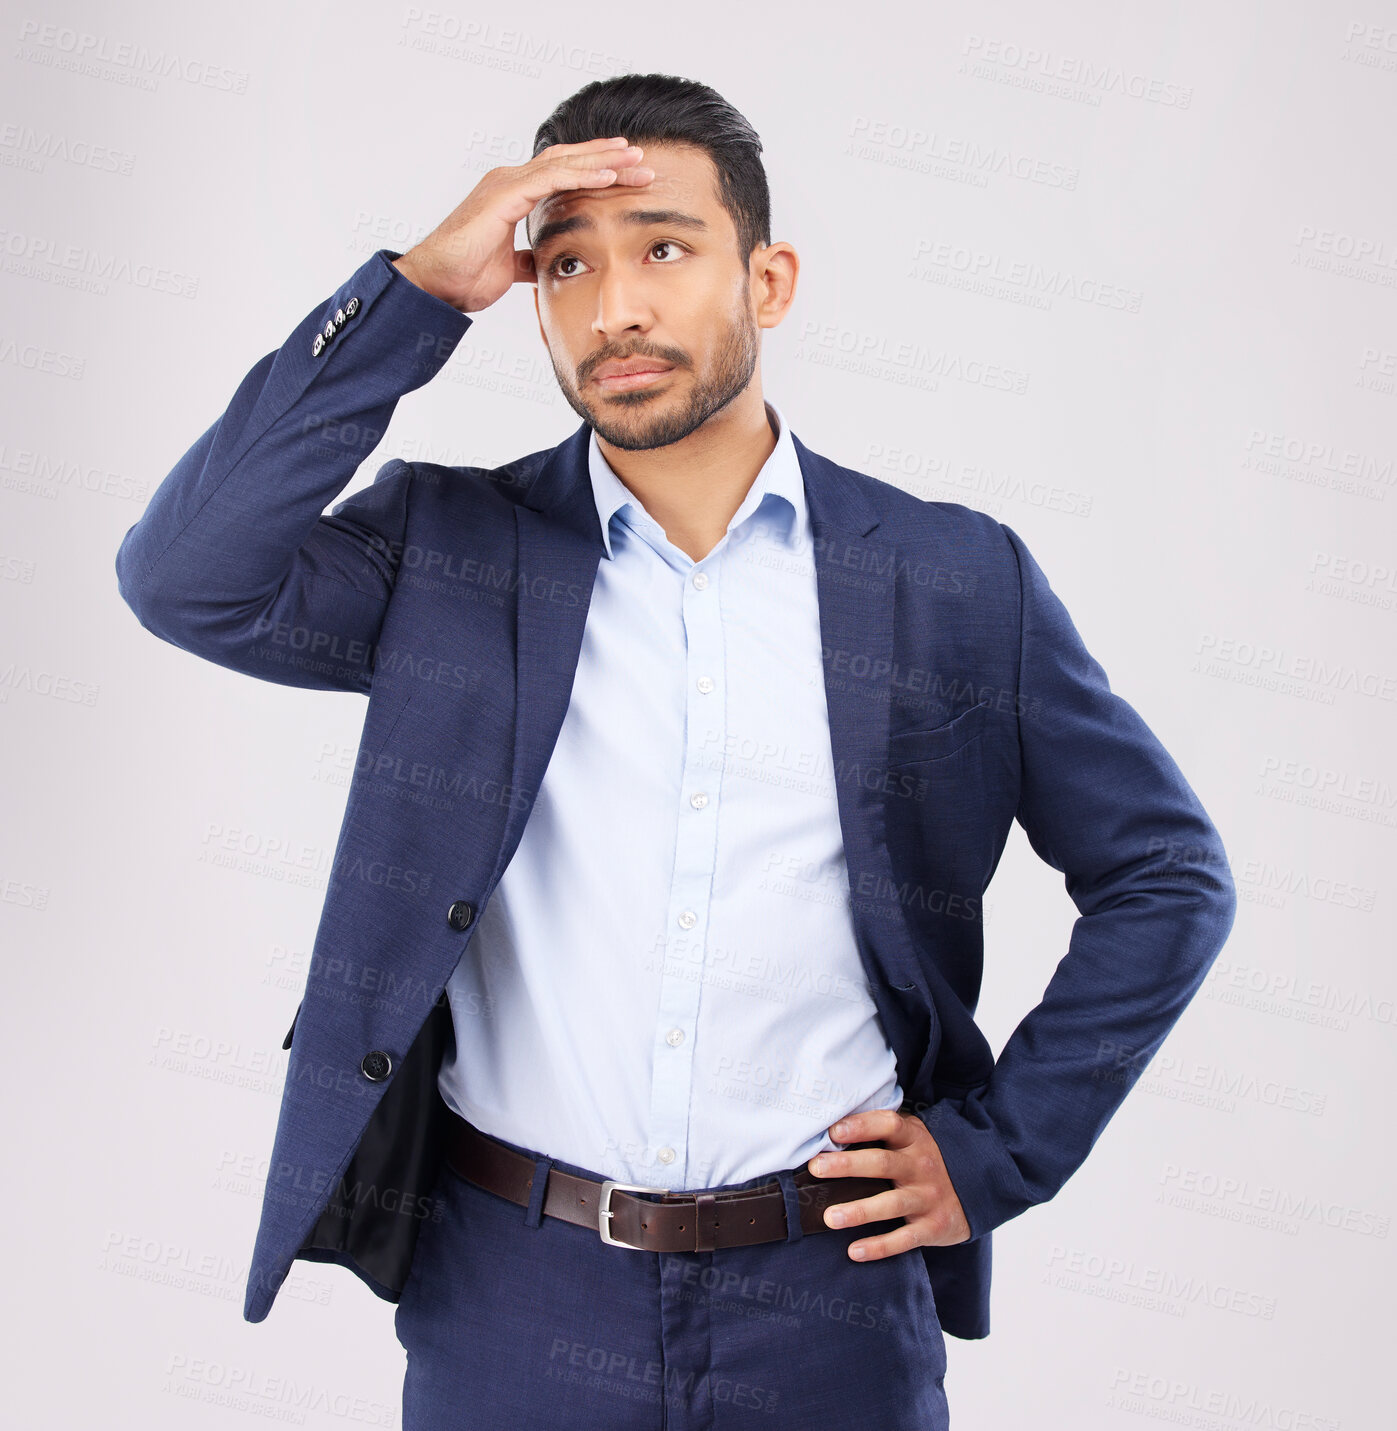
[447,900,476,931]
[361,1050,393,1082]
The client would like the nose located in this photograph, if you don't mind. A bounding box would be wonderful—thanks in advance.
[590,265,654,342]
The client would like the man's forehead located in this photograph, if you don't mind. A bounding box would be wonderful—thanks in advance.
[530,146,718,235]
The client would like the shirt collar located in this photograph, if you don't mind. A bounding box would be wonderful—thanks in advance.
[588,399,806,561]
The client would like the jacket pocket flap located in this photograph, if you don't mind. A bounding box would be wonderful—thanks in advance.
[887,699,990,764]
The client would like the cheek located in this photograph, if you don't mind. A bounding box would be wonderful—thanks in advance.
[534,307,581,368]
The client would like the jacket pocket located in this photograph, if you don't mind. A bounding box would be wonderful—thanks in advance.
[887,699,990,765]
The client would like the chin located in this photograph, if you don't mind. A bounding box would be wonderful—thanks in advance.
[594,410,690,453]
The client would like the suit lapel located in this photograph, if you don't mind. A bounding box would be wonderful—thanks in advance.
[490,421,603,892]
[793,433,925,992]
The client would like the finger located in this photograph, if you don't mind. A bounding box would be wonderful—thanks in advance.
[808,1143,900,1181]
[827,1108,915,1148]
[543,136,636,154]
[845,1225,926,1263]
[822,1185,919,1230]
[564,160,654,189]
[608,164,655,186]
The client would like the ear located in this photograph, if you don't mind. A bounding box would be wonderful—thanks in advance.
[751,241,799,331]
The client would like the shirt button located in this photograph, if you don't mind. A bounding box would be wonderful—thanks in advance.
[658,1147,676,1164]
[677,910,697,930]
[689,792,709,810]
[696,676,714,694]
[692,571,709,590]
[666,1027,685,1046]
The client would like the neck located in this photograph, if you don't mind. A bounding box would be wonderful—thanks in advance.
[596,389,778,564]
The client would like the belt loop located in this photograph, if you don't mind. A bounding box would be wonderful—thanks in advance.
[776,1168,804,1243]
[694,1191,717,1253]
[524,1155,553,1228]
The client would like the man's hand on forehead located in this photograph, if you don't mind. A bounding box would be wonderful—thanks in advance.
[390,136,655,314]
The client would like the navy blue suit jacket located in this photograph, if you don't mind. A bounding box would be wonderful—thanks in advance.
[114,248,1237,1340]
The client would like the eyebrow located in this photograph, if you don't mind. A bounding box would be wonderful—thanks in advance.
[531,207,710,254]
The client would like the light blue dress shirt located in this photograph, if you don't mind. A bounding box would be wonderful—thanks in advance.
[436,399,904,1190]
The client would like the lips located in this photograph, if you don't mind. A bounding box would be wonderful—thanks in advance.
[592,360,673,382]
[591,362,675,392]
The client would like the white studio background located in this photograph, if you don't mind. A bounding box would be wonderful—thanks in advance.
[3,1,1393,1425]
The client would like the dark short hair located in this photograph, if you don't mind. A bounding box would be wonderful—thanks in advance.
[528,72,770,267]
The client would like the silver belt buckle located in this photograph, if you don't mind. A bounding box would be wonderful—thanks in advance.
[598,1179,671,1248]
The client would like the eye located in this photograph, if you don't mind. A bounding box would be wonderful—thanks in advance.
[545,240,688,280]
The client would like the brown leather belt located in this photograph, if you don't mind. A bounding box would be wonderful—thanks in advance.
[444,1110,896,1253]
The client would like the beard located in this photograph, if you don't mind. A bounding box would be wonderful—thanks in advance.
[549,298,760,452]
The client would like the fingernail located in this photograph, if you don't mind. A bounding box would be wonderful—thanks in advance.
[831,1122,848,1138]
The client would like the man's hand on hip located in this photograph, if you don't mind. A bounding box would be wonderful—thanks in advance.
[807,1108,972,1260]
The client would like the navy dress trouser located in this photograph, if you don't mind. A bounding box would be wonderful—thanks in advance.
[393,1128,951,1430]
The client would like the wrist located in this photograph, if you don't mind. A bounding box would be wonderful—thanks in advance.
[391,251,426,289]
[390,252,472,316]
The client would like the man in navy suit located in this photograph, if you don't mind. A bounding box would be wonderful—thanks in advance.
[116,73,1236,1430]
